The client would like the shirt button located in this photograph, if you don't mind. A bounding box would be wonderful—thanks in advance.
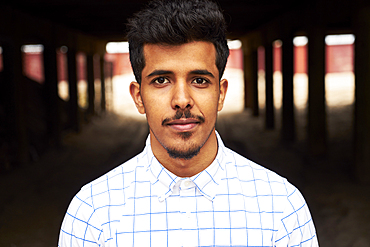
[184,180,191,187]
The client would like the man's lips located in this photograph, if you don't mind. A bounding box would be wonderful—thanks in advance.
[165,119,200,131]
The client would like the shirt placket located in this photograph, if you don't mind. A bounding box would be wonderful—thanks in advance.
[179,179,197,247]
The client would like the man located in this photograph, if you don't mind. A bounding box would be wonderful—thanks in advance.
[58,0,319,246]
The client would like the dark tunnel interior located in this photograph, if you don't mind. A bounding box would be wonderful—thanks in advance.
[1,0,370,246]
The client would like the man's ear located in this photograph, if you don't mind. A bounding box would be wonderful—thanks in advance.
[130,81,146,114]
[218,78,228,111]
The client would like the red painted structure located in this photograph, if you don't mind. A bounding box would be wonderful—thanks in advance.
[326,44,354,73]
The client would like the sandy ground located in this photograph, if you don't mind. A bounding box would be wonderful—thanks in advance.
[1,107,370,247]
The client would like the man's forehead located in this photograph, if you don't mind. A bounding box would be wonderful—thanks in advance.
[140,41,219,81]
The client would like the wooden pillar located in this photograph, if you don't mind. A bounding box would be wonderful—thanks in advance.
[100,57,106,112]
[86,53,95,117]
[251,49,259,116]
[354,7,370,184]
[281,36,296,142]
[242,40,259,116]
[308,29,327,155]
[43,44,61,147]
[2,42,29,165]
[265,43,275,129]
[67,49,80,132]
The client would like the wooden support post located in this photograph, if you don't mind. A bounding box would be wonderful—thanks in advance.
[86,53,95,117]
[100,57,106,112]
[282,36,296,142]
[354,7,370,184]
[265,43,275,129]
[251,49,259,116]
[308,29,327,155]
[67,49,80,132]
[43,44,61,147]
[2,42,29,165]
[243,40,259,116]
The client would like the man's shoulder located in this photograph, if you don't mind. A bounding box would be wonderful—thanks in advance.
[223,147,295,195]
[77,150,148,199]
[62,150,149,228]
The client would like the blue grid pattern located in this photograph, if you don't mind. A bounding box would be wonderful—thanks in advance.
[58,132,318,247]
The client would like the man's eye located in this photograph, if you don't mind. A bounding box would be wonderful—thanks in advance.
[154,77,169,84]
[193,78,208,84]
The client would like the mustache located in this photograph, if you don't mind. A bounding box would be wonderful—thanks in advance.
[162,109,205,126]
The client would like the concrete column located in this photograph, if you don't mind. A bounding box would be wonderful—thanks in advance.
[67,49,80,132]
[2,42,29,165]
[354,7,370,184]
[43,44,61,147]
[265,43,275,129]
[243,40,259,116]
[100,57,106,112]
[308,29,327,155]
[281,37,296,142]
[86,53,95,117]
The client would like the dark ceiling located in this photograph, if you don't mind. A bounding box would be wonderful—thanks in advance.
[1,0,309,41]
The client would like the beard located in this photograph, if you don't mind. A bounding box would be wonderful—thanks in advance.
[165,143,202,160]
[162,127,214,160]
[151,108,214,160]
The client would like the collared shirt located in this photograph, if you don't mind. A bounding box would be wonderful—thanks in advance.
[58,132,318,247]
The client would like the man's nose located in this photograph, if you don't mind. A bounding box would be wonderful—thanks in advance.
[171,81,194,110]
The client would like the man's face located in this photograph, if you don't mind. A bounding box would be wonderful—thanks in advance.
[130,41,227,160]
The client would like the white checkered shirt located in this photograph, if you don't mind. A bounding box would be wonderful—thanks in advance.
[58,132,318,247]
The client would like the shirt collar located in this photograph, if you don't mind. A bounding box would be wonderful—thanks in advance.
[144,131,226,202]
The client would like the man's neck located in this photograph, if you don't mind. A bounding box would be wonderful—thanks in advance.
[150,131,218,177]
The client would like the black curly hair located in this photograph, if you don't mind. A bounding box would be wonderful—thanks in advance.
[127,0,229,84]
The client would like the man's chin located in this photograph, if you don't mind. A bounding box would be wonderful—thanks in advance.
[165,145,201,160]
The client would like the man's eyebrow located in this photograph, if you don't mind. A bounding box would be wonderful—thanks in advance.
[146,69,215,78]
[190,70,215,78]
[146,70,173,78]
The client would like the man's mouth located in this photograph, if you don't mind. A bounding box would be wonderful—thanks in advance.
[162,109,205,131]
[166,118,200,131]
[163,116,203,141]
